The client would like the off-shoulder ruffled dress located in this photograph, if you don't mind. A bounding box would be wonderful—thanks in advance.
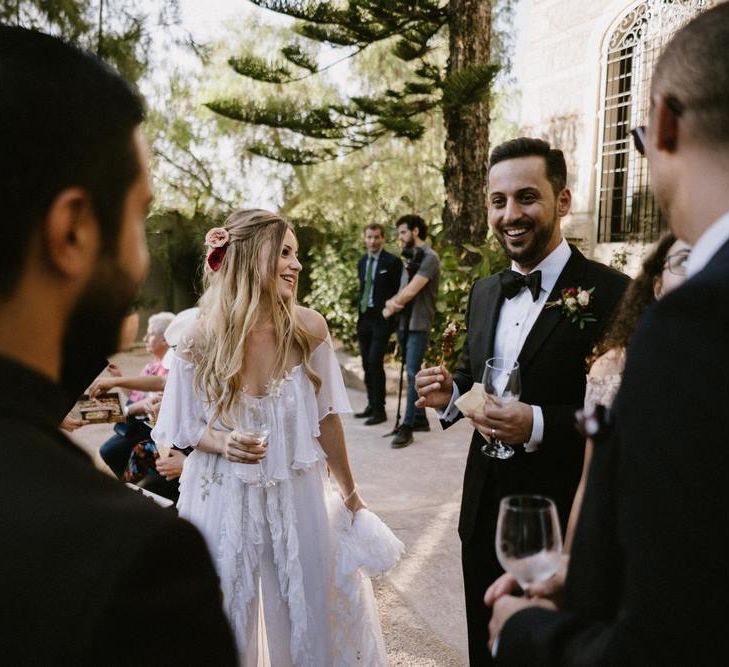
[152,335,402,667]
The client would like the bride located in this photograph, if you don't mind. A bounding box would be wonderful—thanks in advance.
[152,209,400,666]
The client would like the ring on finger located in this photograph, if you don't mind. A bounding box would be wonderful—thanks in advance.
[491,427,496,439]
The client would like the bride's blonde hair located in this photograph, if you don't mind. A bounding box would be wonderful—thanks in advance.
[194,208,321,427]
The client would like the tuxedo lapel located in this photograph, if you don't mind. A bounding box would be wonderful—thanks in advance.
[471,279,504,382]
[518,246,588,371]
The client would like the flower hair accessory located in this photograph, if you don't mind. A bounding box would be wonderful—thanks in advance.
[204,227,230,272]
[546,286,596,329]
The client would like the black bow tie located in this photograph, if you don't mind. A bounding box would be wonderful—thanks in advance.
[500,269,542,301]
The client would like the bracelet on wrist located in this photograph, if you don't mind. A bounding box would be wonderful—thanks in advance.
[342,485,358,503]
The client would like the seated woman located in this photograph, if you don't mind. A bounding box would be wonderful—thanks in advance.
[92,311,175,478]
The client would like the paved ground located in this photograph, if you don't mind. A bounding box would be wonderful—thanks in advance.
[70,348,471,665]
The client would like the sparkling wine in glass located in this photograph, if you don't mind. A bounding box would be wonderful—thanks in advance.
[480,357,521,459]
[237,395,272,487]
[495,494,563,597]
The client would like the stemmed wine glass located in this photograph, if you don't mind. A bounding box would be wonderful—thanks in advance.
[480,357,521,459]
[495,495,563,597]
[235,395,272,487]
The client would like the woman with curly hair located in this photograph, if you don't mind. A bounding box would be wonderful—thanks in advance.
[153,209,400,666]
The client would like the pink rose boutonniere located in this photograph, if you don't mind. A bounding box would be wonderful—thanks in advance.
[546,286,596,329]
[204,227,230,272]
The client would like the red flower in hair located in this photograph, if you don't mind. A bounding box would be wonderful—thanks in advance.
[207,246,226,272]
[204,226,230,272]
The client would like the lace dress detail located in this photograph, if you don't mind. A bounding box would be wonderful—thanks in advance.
[152,333,401,666]
[584,348,626,412]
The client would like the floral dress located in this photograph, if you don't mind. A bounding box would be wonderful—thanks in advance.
[152,334,402,667]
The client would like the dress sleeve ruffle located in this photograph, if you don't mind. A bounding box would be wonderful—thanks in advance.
[151,352,208,450]
[310,335,352,422]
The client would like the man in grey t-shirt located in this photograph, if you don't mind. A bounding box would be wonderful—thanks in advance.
[382,215,440,448]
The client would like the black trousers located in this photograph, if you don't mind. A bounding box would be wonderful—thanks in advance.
[462,535,500,665]
[357,308,392,412]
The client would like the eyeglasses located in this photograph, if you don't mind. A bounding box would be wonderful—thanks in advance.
[663,249,690,276]
[631,126,646,156]
[630,96,685,158]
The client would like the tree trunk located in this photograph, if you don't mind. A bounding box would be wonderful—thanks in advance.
[442,0,491,249]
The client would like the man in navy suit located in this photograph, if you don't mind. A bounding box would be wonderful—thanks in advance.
[415,138,628,664]
[485,5,729,664]
[355,223,402,425]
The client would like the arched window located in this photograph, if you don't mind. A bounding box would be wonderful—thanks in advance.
[597,0,714,243]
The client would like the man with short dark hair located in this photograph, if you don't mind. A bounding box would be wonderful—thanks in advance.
[415,137,628,664]
[384,214,440,448]
[486,5,729,663]
[355,222,402,425]
[0,26,236,662]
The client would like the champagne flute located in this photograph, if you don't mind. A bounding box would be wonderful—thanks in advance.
[236,395,271,487]
[480,357,521,459]
[495,494,563,597]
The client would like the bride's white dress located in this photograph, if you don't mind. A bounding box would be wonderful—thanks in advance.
[152,335,402,666]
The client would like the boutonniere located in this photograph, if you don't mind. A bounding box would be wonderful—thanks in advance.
[546,287,596,329]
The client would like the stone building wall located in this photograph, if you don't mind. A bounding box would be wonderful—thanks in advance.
[508,0,725,274]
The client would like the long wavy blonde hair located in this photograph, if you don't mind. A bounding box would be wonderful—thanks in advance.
[194,209,321,427]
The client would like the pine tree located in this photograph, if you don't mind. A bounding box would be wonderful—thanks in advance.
[207,0,500,248]
[1,0,179,86]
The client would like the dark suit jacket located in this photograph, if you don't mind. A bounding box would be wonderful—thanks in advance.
[357,249,403,324]
[498,239,729,665]
[0,356,237,665]
[450,246,629,543]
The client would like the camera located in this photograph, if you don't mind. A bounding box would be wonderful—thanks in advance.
[402,246,425,280]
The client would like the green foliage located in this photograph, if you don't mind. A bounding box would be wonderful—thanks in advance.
[303,242,362,349]
[206,98,348,139]
[228,54,293,83]
[441,63,500,112]
[425,225,508,367]
[141,211,214,312]
[207,0,470,165]
[281,43,318,73]
[2,0,179,86]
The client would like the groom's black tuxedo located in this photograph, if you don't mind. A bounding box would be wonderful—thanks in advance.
[497,238,729,666]
[449,245,628,665]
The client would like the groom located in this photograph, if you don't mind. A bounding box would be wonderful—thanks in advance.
[415,138,628,664]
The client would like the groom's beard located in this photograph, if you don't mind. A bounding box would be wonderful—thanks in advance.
[60,257,141,398]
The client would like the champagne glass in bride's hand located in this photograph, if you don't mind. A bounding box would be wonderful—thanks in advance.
[495,495,563,598]
[235,396,271,486]
[480,357,521,459]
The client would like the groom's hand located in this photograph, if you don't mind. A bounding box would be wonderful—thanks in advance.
[467,399,533,445]
[414,365,453,409]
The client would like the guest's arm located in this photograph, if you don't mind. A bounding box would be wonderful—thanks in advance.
[318,413,366,513]
[383,274,429,318]
[87,374,166,398]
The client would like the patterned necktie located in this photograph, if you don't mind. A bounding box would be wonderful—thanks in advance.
[500,269,542,301]
[360,255,375,313]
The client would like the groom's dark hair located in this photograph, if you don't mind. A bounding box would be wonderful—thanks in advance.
[488,137,567,196]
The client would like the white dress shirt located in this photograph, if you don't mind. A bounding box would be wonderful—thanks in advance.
[441,239,572,453]
[685,210,729,278]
